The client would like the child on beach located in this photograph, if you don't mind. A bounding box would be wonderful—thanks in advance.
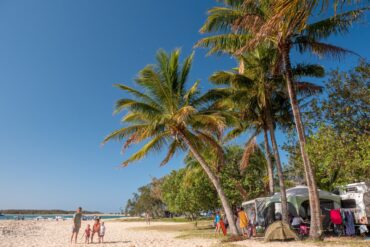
[91,218,101,243]
[99,222,106,243]
[82,224,91,244]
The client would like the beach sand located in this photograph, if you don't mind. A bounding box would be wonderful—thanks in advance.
[1,220,369,247]
[0,220,216,247]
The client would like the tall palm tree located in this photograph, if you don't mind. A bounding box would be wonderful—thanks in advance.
[197,0,366,237]
[207,45,323,223]
[103,49,239,235]
[196,0,275,196]
[234,1,367,238]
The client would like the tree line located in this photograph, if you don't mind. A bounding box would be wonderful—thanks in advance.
[124,146,268,219]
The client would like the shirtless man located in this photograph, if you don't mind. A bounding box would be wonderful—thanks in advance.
[70,207,83,244]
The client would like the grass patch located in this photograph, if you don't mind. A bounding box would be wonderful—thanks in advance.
[306,237,370,247]
[176,228,227,240]
[124,219,370,246]
[114,217,212,223]
[127,220,225,241]
[210,244,240,247]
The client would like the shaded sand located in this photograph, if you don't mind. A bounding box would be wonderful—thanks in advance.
[1,220,369,247]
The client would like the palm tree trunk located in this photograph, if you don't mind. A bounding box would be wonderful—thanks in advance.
[265,114,288,224]
[179,131,239,236]
[263,128,274,195]
[280,43,322,239]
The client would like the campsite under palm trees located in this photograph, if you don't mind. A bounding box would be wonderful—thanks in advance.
[104,0,370,244]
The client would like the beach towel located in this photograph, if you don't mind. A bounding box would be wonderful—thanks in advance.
[330,209,342,225]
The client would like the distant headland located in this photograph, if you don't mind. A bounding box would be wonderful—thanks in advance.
[0,209,102,215]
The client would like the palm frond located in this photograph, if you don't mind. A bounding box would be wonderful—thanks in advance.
[304,7,369,40]
[210,71,254,88]
[240,134,257,172]
[191,113,226,133]
[121,131,171,167]
[294,36,359,59]
[292,64,325,78]
[160,140,186,166]
[196,131,225,172]
[102,124,149,144]
[184,80,200,104]
[114,84,160,108]
[200,7,244,33]
[223,125,249,142]
[114,99,161,115]
[193,88,232,107]
[179,52,194,94]
[296,81,323,96]
[173,106,197,124]
[195,34,250,55]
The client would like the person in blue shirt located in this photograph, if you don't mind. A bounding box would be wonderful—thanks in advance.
[214,211,221,236]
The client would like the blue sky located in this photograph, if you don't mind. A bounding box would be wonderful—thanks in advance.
[0,0,368,213]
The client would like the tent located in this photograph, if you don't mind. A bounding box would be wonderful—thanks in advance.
[265,186,341,228]
[242,197,269,226]
[267,186,341,214]
[264,221,299,241]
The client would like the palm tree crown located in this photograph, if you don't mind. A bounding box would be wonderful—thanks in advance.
[103,49,225,167]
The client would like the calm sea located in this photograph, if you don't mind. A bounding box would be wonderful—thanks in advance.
[0,214,126,221]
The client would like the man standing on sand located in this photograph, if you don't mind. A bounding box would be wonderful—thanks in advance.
[70,207,82,244]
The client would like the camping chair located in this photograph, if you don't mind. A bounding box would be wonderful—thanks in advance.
[291,223,310,239]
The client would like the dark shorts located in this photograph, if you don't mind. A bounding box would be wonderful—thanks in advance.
[72,225,81,233]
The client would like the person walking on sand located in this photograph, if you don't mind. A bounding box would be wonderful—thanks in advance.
[238,207,249,237]
[70,207,83,244]
[145,211,151,225]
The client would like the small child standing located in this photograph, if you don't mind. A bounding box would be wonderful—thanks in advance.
[91,218,101,243]
[99,222,106,243]
[82,224,91,244]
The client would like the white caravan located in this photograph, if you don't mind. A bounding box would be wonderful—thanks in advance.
[337,182,370,225]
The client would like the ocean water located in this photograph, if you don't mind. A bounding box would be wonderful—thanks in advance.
[0,214,126,221]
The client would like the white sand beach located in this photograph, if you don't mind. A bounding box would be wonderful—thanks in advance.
[0,220,217,247]
[1,219,369,247]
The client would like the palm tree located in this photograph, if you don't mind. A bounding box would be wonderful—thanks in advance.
[207,45,323,223]
[197,0,366,238]
[103,49,240,235]
[196,0,275,196]
[234,1,367,238]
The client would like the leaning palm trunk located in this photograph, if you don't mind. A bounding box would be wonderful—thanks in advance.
[263,128,274,195]
[280,43,322,238]
[266,112,288,223]
[179,131,239,236]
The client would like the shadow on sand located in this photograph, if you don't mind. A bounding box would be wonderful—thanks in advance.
[89,241,131,244]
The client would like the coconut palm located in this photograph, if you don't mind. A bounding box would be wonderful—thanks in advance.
[234,1,367,238]
[206,45,323,223]
[103,49,240,235]
[197,0,366,237]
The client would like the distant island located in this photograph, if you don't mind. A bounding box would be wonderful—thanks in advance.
[0,209,102,215]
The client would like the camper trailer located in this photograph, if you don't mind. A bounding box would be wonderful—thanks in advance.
[337,182,370,225]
